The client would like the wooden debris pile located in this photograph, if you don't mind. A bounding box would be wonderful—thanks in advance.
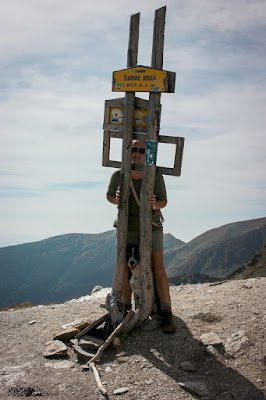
[43,311,134,397]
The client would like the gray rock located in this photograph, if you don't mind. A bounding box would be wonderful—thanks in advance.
[28,320,37,325]
[178,381,211,397]
[242,282,253,289]
[91,285,103,294]
[200,332,223,346]
[70,339,78,346]
[43,340,68,358]
[224,331,249,357]
[206,345,219,357]
[180,361,196,371]
[113,387,129,395]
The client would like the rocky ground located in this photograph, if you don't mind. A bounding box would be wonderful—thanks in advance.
[0,278,265,400]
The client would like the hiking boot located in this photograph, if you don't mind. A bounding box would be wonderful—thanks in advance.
[161,308,176,334]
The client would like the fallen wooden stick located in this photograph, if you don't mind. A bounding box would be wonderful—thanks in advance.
[73,344,96,360]
[89,362,107,397]
[88,310,134,365]
[75,313,109,339]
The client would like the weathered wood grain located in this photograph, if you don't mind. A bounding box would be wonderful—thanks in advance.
[110,13,140,318]
[126,7,166,332]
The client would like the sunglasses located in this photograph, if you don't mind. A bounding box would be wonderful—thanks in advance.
[132,147,145,154]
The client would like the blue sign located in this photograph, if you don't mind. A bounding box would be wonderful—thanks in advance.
[145,140,158,165]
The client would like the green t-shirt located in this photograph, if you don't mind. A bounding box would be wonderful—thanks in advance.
[107,170,167,232]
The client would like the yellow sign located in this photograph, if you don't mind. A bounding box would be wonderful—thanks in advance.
[113,66,167,92]
[110,107,148,127]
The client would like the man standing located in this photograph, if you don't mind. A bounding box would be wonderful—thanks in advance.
[106,140,175,333]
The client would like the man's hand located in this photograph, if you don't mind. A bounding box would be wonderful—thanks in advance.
[149,195,167,210]
[149,194,157,210]
[115,187,120,204]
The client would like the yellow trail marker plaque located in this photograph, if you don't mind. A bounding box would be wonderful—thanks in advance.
[112,66,168,92]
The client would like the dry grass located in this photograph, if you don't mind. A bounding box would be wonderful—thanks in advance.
[0,301,36,312]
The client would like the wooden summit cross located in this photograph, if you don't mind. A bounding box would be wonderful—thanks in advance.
[103,6,184,331]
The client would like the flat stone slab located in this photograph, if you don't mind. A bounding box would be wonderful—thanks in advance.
[200,332,223,346]
[180,361,196,371]
[178,381,210,397]
[53,327,80,341]
[61,319,91,330]
[79,335,104,349]
[43,340,68,358]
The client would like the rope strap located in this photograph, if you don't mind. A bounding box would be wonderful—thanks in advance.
[130,180,164,228]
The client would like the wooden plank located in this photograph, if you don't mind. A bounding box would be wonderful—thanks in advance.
[105,98,125,108]
[103,101,111,126]
[159,135,181,144]
[106,131,184,144]
[173,136,184,176]
[73,344,96,360]
[104,124,123,133]
[107,160,121,169]
[151,6,166,70]
[105,96,148,108]
[112,95,135,298]
[126,6,166,332]
[102,130,110,167]
[110,13,140,324]
[167,71,176,93]
[104,124,147,134]
[106,164,182,178]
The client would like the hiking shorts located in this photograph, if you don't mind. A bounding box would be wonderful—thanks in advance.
[126,230,163,252]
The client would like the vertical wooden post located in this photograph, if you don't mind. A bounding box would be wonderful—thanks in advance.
[107,13,140,329]
[126,7,166,331]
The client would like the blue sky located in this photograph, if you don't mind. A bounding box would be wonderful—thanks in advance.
[0,0,265,247]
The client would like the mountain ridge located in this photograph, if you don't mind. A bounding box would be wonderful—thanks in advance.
[0,217,265,308]
[166,217,266,281]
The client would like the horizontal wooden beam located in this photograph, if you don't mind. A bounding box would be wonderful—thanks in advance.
[103,124,147,134]
[108,130,184,144]
[105,97,148,108]
[106,162,183,177]
[103,128,184,176]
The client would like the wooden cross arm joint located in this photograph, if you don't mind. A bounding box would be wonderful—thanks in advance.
[102,129,184,176]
